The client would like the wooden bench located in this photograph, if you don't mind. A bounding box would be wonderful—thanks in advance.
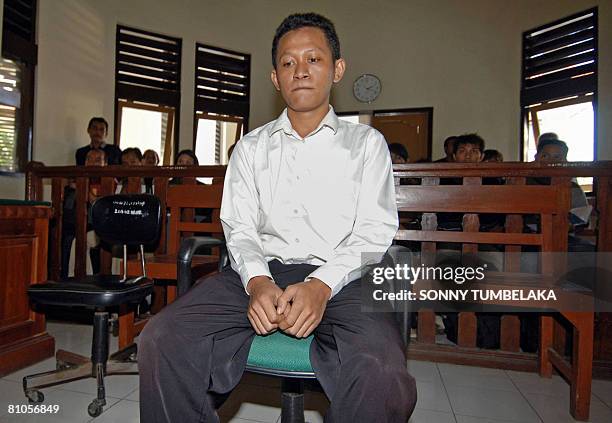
[394,173,594,421]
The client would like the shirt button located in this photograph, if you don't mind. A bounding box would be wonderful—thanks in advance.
[293,209,298,214]
[295,238,300,243]
[296,175,300,180]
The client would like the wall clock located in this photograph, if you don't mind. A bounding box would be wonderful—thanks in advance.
[353,73,381,103]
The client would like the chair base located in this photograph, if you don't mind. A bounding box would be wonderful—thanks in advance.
[281,378,305,423]
[23,340,139,417]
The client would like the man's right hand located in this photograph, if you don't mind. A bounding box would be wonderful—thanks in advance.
[246,276,285,335]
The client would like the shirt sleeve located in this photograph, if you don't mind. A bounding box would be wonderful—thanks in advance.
[306,129,399,297]
[220,141,273,293]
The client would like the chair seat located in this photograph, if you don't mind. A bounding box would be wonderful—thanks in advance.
[28,275,154,308]
[246,331,316,378]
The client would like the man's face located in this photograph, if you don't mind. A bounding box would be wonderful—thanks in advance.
[271,27,345,115]
[176,154,195,166]
[453,143,483,163]
[87,122,107,146]
[390,153,407,164]
[535,144,567,163]
[143,151,159,166]
[85,150,106,166]
[121,152,141,166]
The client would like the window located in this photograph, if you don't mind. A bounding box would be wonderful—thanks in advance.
[0,0,37,173]
[521,9,597,163]
[115,26,181,164]
[194,43,250,165]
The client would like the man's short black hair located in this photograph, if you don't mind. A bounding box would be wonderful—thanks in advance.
[272,13,341,68]
[537,138,568,156]
[443,136,457,149]
[453,133,485,154]
[388,143,409,162]
[87,117,109,133]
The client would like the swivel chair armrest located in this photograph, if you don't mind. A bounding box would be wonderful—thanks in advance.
[177,237,228,297]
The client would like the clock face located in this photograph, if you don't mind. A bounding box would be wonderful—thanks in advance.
[353,74,381,103]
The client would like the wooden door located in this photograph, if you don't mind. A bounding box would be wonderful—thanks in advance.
[371,111,431,162]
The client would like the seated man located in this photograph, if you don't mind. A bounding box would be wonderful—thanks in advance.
[138,13,416,423]
[75,117,122,165]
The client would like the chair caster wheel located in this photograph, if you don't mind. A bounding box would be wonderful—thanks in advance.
[88,400,104,417]
[25,389,44,404]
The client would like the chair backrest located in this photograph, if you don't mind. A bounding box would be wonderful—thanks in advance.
[90,194,162,247]
[165,183,224,255]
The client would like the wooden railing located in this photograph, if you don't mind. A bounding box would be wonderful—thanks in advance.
[24,161,612,378]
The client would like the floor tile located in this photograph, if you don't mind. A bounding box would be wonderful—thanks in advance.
[526,391,612,423]
[409,409,456,423]
[124,388,139,402]
[591,379,612,409]
[506,370,569,397]
[407,359,443,383]
[456,415,526,423]
[218,383,281,423]
[0,389,119,423]
[446,385,540,422]
[415,380,452,413]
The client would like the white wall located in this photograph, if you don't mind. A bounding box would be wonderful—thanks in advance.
[0,0,609,199]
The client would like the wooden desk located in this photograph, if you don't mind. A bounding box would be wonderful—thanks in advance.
[0,200,55,376]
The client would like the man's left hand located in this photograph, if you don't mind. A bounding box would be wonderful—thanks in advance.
[276,278,331,338]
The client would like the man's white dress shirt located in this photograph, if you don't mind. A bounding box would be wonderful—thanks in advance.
[220,107,398,297]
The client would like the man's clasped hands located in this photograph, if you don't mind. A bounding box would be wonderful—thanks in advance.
[246,276,332,338]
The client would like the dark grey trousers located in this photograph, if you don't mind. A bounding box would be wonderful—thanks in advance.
[138,261,417,422]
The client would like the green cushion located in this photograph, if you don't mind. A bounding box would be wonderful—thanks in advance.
[0,199,51,207]
[247,331,314,373]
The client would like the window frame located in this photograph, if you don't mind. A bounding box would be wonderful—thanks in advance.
[193,42,251,159]
[0,0,37,175]
[114,25,182,159]
[519,8,598,161]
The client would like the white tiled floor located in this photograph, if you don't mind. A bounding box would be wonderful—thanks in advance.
[1,321,612,423]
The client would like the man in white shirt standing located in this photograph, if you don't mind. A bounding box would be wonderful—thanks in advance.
[139,13,416,422]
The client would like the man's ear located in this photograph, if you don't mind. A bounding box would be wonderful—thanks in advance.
[333,58,346,83]
[270,69,280,91]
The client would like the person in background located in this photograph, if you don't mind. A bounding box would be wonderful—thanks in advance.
[118,147,143,193]
[75,117,122,165]
[434,136,457,162]
[143,149,160,166]
[534,139,592,229]
[483,149,503,162]
[143,149,160,194]
[452,133,484,163]
[171,149,200,185]
[537,132,559,145]
[66,148,108,277]
[388,142,409,164]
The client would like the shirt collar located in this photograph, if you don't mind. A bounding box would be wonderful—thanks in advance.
[90,141,106,149]
[269,106,339,138]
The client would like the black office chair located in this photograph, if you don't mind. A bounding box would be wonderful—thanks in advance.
[23,194,160,417]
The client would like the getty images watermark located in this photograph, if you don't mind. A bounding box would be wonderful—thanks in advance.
[360,251,612,313]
